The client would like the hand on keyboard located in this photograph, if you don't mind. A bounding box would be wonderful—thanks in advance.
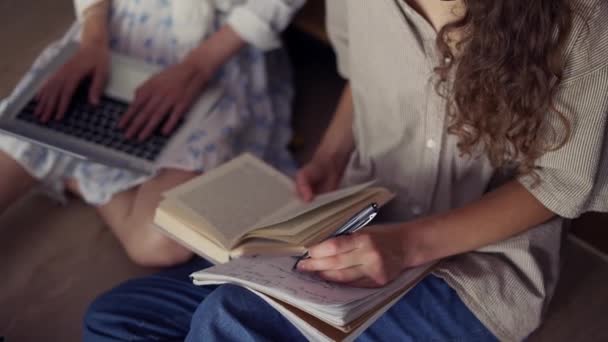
[18,92,172,161]
[118,59,211,142]
[34,44,110,123]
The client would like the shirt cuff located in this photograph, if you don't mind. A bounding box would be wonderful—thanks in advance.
[73,0,105,20]
[226,6,281,51]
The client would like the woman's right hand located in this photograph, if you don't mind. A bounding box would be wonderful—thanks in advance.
[35,43,110,123]
[296,153,350,202]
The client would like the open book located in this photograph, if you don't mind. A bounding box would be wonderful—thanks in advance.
[154,153,395,264]
[191,256,435,341]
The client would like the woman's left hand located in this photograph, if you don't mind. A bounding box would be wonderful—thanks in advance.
[296,223,424,288]
[119,60,212,141]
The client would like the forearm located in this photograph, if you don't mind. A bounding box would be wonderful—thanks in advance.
[80,0,110,47]
[183,25,246,78]
[405,180,555,266]
[313,84,355,163]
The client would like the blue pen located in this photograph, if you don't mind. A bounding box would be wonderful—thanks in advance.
[292,203,379,270]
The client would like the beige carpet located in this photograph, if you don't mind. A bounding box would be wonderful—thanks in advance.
[1,1,607,341]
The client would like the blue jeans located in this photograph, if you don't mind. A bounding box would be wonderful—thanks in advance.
[83,258,497,341]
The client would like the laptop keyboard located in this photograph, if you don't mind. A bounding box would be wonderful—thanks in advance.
[16,89,173,162]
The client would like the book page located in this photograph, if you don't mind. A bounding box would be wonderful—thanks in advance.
[247,188,393,243]
[251,181,377,229]
[163,154,296,246]
[251,277,420,341]
[192,256,377,306]
[191,256,431,312]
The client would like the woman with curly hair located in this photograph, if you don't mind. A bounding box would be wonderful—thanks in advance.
[83,0,608,340]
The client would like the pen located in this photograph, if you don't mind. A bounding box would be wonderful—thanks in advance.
[292,203,379,270]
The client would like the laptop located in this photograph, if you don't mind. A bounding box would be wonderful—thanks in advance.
[0,42,223,175]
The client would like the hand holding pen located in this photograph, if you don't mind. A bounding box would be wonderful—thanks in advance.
[293,204,414,288]
[293,203,379,270]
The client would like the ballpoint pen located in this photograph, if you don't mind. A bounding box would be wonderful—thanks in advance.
[292,202,379,270]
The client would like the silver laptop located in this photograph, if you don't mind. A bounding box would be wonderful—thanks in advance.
[0,42,223,175]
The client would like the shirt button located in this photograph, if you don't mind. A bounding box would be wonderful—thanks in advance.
[426,139,436,149]
[411,205,423,216]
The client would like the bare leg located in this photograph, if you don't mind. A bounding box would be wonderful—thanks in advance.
[95,169,197,267]
[0,151,37,213]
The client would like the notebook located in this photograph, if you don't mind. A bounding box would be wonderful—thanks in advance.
[191,256,435,341]
[153,153,395,264]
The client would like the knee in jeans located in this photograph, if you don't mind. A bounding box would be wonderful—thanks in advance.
[192,284,255,326]
[83,290,123,337]
[189,284,305,342]
[209,284,250,304]
[199,285,252,313]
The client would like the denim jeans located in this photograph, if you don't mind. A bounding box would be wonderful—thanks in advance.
[83,258,497,341]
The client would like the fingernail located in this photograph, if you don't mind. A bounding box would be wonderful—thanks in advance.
[296,261,307,271]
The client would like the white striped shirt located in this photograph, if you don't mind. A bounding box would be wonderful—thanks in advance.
[326,0,608,340]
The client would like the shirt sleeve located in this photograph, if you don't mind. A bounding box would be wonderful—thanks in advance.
[325,0,350,79]
[226,0,306,51]
[73,0,106,21]
[518,1,608,219]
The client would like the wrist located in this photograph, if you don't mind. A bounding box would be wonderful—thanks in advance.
[314,130,355,170]
[182,52,215,80]
[398,217,443,268]
[80,4,109,47]
[183,25,246,79]
[313,145,352,170]
[80,27,108,48]
[79,37,109,52]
